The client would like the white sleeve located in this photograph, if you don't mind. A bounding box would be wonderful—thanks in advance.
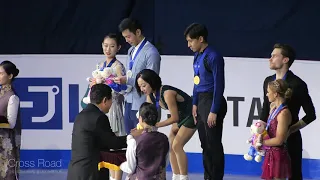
[7,95,20,129]
[120,135,137,174]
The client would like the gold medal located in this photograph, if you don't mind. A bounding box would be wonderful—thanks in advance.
[194,76,200,85]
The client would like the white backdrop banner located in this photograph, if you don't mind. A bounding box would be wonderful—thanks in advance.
[0,54,319,159]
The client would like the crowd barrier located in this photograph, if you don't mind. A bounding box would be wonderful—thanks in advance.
[1,54,319,178]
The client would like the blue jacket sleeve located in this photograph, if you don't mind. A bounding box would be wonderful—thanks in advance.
[210,54,225,113]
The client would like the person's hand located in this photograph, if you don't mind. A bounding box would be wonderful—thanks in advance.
[192,105,197,125]
[255,144,262,151]
[207,112,217,128]
[130,128,137,132]
[254,135,263,151]
[130,129,143,137]
[254,137,263,151]
[89,78,96,88]
[114,76,127,84]
[155,122,164,128]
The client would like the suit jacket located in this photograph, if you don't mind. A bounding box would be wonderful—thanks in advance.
[125,40,161,110]
[67,104,127,180]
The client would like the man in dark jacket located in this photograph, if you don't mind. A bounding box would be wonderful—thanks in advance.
[260,43,316,180]
[67,84,141,180]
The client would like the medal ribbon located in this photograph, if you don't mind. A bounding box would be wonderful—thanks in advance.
[129,39,147,70]
[155,91,160,109]
[100,58,116,70]
[266,103,286,130]
[193,48,209,76]
[150,91,161,109]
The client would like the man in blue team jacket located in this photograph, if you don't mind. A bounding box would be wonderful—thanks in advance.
[184,23,228,180]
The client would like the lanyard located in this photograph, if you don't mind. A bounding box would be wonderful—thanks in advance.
[266,103,286,130]
[100,58,116,70]
[129,39,147,70]
[150,91,161,109]
[193,48,209,76]
[155,91,160,109]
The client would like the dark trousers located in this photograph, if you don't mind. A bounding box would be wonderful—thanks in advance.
[287,130,303,180]
[98,168,109,180]
[196,93,227,180]
[124,102,138,134]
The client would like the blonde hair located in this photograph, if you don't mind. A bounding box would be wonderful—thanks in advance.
[268,79,293,100]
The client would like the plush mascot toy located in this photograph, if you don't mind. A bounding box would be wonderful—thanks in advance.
[100,67,132,94]
[244,120,270,162]
[82,69,105,104]
[82,67,132,104]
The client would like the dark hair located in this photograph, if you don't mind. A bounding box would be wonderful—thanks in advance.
[273,43,296,68]
[103,33,121,46]
[139,102,158,126]
[0,60,19,81]
[90,84,112,104]
[135,69,162,96]
[268,79,293,100]
[118,18,143,34]
[184,23,208,42]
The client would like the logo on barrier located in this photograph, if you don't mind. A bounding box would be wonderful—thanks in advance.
[13,78,63,129]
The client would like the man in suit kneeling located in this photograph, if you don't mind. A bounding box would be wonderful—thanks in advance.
[67,84,142,180]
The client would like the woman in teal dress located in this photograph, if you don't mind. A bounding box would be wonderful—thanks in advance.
[135,69,196,180]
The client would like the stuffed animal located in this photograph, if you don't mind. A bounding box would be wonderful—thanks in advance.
[101,67,133,95]
[82,67,133,104]
[82,69,105,104]
[244,120,270,162]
